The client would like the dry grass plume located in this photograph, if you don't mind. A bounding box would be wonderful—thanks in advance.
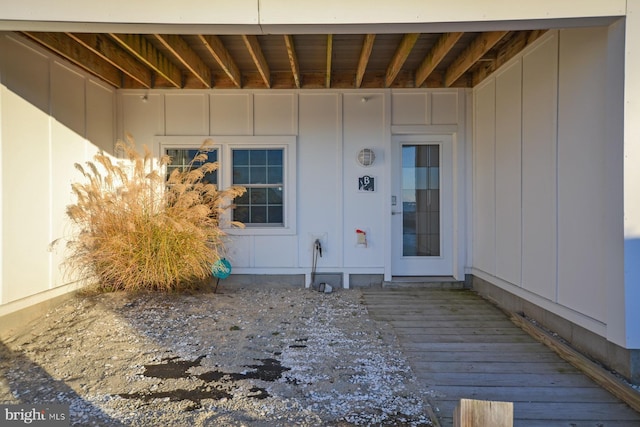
[64,137,245,292]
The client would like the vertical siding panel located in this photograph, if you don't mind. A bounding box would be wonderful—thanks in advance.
[521,33,558,300]
[557,27,608,322]
[494,60,523,285]
[473,80,496,274]
[86,80,115,152]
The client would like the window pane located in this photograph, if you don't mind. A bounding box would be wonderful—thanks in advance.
[250,188,267,204]
[250,166,267,184]
[268,187,283,204]
[268,149,283,165]
[233,150,249,165]
[233,205,249,223]
[428,145,439,167]
[402,144,440,256]
[233,166,250,184]
[236,190,249,205]
[268,166,283,184]
[250,150,267,165]
[231,147,286,227]
[251,206,267,223]
[166,148,217,184]
[429,167,439,190]
[268,206,283,223]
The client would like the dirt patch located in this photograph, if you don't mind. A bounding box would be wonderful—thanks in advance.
[0,286,434,426]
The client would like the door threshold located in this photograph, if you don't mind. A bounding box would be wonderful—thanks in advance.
[384,276,466,289]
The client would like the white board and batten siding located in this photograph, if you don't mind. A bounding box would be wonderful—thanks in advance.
[119,88,465,286]
[472,28,629,347]
[0,33,116,315]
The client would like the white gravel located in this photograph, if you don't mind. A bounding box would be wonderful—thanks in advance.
[0,286,435,426]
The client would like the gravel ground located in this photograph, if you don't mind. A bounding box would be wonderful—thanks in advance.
[0,286,435,426]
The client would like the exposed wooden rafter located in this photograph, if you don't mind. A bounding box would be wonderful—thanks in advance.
[23,32,122,87]
[19,28,542,91]
[242,35,270,88]
[326,34,333,88]
[198,34,241,88]
[67,33,153,88]
[385,33,420,87]
[283,35,301,89]
[109,33,182,88]
[355,34,376,88]
[415,32,464,87]
[444,31,508,87]
[154,34,211,88]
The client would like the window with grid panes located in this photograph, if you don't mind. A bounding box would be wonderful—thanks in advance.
[165,148,218,184]
[232,149,283,225]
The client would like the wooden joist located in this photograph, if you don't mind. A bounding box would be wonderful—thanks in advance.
[154,34,211,88]
[444,31,508,87]
[109,33,182,88]
[355,34,375,88]
[283,35,301,88]
[416,32,464,87]
[23,32,123,87]
[242,35,271,88]
[325,34,333,88]
[67,32,152,88]
[20,29,545,90]
[385,33,420,87]
[198,34,241,88]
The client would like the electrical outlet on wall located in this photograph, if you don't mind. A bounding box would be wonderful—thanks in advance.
[309,232,328,252]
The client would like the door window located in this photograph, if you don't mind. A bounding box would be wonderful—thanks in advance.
[402,144,440,256]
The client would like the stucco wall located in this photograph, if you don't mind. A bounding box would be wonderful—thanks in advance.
[472,27,628,346]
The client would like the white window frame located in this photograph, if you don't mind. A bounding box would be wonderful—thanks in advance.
[154,135,297,236]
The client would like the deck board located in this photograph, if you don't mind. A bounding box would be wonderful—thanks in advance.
[361,288,640,427]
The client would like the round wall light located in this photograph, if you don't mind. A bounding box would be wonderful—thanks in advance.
[357,148,376,167]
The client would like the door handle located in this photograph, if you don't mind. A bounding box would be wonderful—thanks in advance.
[391,211,402,215]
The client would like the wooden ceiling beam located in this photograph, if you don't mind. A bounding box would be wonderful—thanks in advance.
[471,30,547,86]
[415,32,464,87]
[154,34,211,88]
[326,34,333,88]
[110,33,182,88]
[242,35,271,88]
[355,34,376,88]
[385,33,420,88]
[67,33,152,88]
[283,35,301,89]
[23,32,122,87]
[198,35,241,88]
[444,31,507,87]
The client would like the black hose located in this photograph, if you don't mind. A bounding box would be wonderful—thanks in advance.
[311,239,322,287]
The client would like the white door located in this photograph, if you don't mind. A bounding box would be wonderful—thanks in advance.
[391,135,454,276]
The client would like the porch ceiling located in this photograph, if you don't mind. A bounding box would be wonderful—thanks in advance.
[18,29,547,90]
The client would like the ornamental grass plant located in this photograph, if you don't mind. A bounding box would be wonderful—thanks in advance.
[64,137,245,292]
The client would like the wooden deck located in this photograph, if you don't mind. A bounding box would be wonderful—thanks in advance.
[361,287,640,427]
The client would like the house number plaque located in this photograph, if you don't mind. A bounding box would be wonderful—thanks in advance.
[358,175,375,192]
